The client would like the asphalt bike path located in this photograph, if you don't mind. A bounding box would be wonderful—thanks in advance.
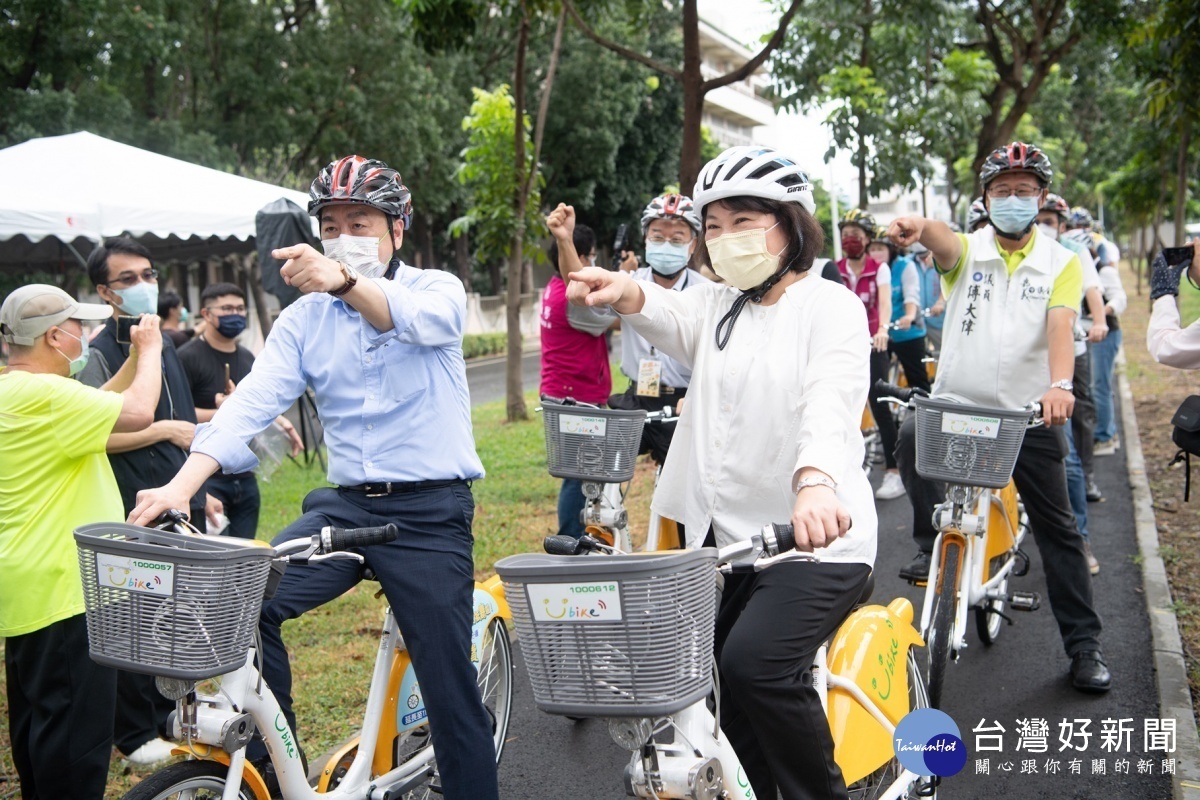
[493,392,1173,799]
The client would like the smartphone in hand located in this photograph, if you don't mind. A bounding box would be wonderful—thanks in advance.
[115,315,138,344]
[1162,246,1193,268]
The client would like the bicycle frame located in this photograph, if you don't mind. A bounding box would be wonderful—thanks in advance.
[168,576,510,800]
[917,482,1025,653]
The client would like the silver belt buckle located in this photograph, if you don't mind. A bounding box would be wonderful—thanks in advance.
[366,482,392,498]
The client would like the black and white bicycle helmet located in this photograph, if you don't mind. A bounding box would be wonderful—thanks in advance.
[693,146,816,215]
[967,196,989,230]
[640,193,702,236]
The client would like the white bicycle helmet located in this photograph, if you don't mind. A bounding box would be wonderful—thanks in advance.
[640,193,702,236]
[693,146,816,215]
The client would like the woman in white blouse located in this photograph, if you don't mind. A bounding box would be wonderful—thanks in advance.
[567,146,876,800]
[1148,241,1200,369]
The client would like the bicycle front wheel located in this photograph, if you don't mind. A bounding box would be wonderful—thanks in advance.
[121,760,263,800]
[396,616,514,800]
[925,539,962,710]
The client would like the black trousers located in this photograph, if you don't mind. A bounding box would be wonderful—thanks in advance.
[714,559,872,800]
[1072,348,1096,475]
[867,349,899,469]
[608,380,685,466]
[888,336,932,393]
[251,484,499,800]
[6,614,116,800]
[896,418,1103,657]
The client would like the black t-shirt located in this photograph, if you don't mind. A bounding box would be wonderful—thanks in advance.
[177,336,256,410]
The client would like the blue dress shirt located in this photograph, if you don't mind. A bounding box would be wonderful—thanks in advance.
[192,263,485,485]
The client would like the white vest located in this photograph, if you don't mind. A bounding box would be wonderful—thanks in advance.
[933,227,1077,409]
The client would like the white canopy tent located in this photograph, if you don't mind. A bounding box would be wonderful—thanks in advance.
[0,131,312,270]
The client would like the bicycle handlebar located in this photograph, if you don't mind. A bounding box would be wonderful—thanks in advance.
[324,523,399,553]
[542,524,801,563]
[872,379,1044,423]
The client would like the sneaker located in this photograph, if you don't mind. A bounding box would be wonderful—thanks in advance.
[1085,476,1103,502]
[123,737,177,766]
[1084,542,1100,575]
[1093,437,1120,457]
[875,472,907,500]
[899,550,932,582]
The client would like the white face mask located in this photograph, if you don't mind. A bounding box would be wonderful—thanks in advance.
[1037,223,1060,242]
[321,234,388,279]
[707,223,783,291]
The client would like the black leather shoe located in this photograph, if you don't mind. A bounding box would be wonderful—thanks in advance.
[1070,650,1112,693]
[899,550,932,582]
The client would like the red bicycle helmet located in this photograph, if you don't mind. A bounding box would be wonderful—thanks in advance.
[309,155,413,229]
[979,142,1054,188]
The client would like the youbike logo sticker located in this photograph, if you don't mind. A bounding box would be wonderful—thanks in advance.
[894,708,967,777]
[527,582,623,622]
[96,553,175,596]
[559,414,607,437]
[941,411,1002,439]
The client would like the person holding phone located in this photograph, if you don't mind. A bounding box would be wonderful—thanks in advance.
[1148,241,1200,369]
[78,236,221,766]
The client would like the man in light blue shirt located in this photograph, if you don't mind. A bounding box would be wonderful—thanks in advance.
[129,155,497,799]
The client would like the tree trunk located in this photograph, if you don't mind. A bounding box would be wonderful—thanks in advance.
[1175,115,1192,247]
[678,0,706,195]
[489,261,503,296]
[245,254,274,337]
[507,3,532,422]
[455,229,472,292]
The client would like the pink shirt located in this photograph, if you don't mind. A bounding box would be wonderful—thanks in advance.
[539,276,612,404]
[837,256,885,335]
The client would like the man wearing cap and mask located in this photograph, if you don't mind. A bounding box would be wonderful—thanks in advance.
[0,285,163,799]
[127,155,498,798]
[79,235,220,765]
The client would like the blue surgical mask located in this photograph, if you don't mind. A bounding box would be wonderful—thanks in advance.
[111,281,159,317]
[54,329,90,376]
[988,196,1040,237]
[215,313,248,339]
[645,241,690,276]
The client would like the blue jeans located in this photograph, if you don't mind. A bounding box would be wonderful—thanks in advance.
[204,472,261,539]
[557,478,586,539]
[1091,329,1123,443]
[252,484,499,800]
[1064,420,1090,540]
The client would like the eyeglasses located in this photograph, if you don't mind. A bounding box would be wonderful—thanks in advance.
[206,304,247,315]
[647,234,693,245]
[106,268,158,288]
[987,186,1042,199]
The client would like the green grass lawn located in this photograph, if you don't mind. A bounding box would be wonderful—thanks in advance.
[0,388,658,797]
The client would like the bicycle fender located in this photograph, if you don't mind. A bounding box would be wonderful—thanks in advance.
[826,598,925,785]
[480,574,512,622]
[168,747,271,800]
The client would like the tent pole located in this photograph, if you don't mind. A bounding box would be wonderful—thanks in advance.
[63,241,90,270]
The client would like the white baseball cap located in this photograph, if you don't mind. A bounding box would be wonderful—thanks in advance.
[0,284,112,346]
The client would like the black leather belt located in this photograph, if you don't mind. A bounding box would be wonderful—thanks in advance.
[660,385,686,396]
[339,479,467,497]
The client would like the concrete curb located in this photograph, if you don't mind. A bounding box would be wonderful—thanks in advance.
[1118,347,1200,799]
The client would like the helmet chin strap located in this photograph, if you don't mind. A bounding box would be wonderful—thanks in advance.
[384,217,401,279]
[994,222,1035,241]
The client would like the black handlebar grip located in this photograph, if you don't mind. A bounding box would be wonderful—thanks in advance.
[328,523,399,552]
[872,380,922,402]
[543,535,582,556]
[771,522,797,555]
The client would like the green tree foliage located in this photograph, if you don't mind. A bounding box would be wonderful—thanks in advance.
[454,85,546,264]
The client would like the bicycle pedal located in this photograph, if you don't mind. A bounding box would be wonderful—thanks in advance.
[1012,548,1031,577]
[1009,591,1041,611]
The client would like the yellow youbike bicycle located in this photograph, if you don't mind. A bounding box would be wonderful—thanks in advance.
[877,382,1042,710]
[498,526,936,800]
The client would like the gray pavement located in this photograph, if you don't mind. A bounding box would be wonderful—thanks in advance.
[465,350,542,407]
[495,387,1179,799]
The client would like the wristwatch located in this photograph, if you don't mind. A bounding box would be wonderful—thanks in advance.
[329,261,358,297]
[1050,379,1074,392]
[796,475,838,493]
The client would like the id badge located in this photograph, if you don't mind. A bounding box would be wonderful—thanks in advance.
[636,358,662,397]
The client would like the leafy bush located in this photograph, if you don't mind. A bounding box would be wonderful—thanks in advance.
[462,332,507,359]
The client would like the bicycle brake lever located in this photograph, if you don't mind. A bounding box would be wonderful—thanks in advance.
[307,551,366,565]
